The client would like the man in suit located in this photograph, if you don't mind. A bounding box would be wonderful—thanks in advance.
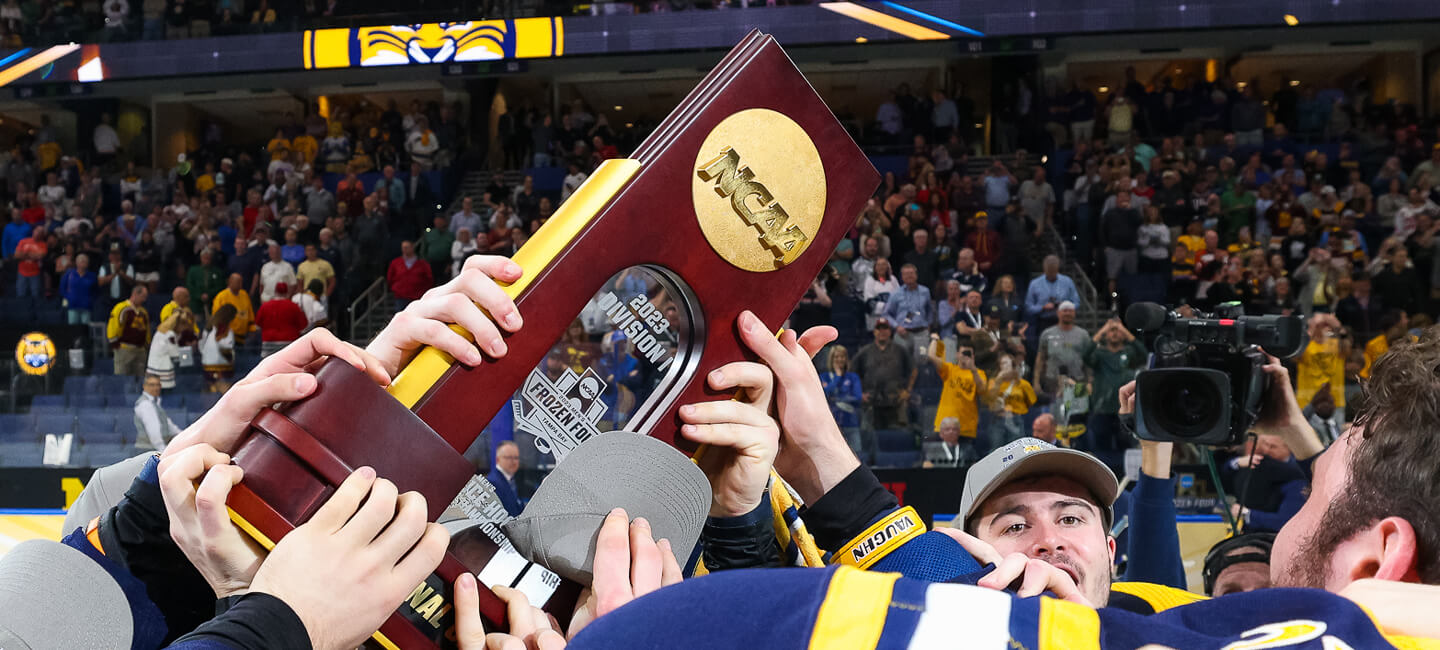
[487,440,523,516]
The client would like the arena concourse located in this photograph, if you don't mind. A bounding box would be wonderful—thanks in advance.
[2,0,1440,647]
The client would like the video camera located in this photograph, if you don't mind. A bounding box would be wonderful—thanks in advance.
[1124,302,1306,445]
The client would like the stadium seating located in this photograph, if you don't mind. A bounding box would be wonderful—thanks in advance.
[874,429,923,468]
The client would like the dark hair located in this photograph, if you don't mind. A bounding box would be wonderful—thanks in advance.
[1306,332,1440,585]
[211,304,237,329]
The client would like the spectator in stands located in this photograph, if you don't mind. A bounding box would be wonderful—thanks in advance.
[1221,432,1306,533]
[883,263,933,353]
[407,117,439,171]
[861,256,897,331]
[1303,382,1344,446]
[940,247,987,295]
[58,252,96,324]
[1296,312,1349,416]
[488,440,523,516]
[1018,166,1055,230]
[1030,411,1057,444]
[280,227,305,267]
[200,303,237,392]
[97,244,136,310]
[293,278,328,329]
[561,162,587,203]
[1082,318,1144,461]
[255,282,307,357]
[107,284,150,378]
[266,127,290,168]
[159,286,196,336]
[12,224,45,298]
[133,373,181,452]
[988,351,1036,447]
[1371,241,1422,315]
[965,212,1002,275]
[821,346,863,460]
[1025,255,1079,332]
[2,208,29,257]
[295,243,335,301]
[450,196,484,235]
[902,229,939,290]
[1360,309,1409,379]
[257,241,296,304]
[212,272,255,342]
[1035,301,1088,405]
[452,229,480,278]
[185,247,225,317]
[927,334,985,444]
[146,311,184,390]
[387,239,433,312]
[981,160,1016,218]
[303,175,335,223]
[419,214,455,283]
[852,316,912,461]
[1100,191,1142,299]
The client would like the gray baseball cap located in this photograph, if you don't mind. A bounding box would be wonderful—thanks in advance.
[503,431,710,585]
[957,437,1118,532]
[0,540,133,649]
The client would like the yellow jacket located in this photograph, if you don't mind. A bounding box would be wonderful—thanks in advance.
[212,289,255,337]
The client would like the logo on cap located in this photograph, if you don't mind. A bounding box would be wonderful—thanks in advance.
[692,108,826,272]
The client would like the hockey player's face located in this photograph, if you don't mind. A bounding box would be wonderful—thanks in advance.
[975,476,1116,606]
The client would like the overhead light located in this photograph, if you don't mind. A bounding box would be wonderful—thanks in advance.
[855,37,868,43]
[1098,85,1110,93]
[1283,14,1299,25]
[973,123,983,129]
[613,105,623,111]
[1236,81,1248,89]
[1289,79,1300,87]
[1041,155,1048,163]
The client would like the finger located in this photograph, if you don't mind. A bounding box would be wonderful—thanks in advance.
[737,311,812,385]
[454,262,524,332]
[158,445,225,527]
[454,573,488,649]
[485,634,526,650]
[347,342,394,387]
[592,508,633,614]
[657,539,683,587]
[679,400,775,430]
[1017,559,1058,598]
[461,254,525,289]
[932,527,1003,566]
[252,328,369,379]
[391,311,486,366]
[341,477,399,544]
[373,491,429,561]
[629,518,662,597]
[492,587,537,641]
[796,326,838,359]
[309,466,378,533]
[409,293,509,360]
[679,422,777,457]
[705,362,774,407]
[204,371,318,434]
[395,522,449,581]
[534,630,568,650]
[194,463,244,539]
[977,553,1029,590]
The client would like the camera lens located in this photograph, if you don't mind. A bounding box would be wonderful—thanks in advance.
[1151,373,1225,438]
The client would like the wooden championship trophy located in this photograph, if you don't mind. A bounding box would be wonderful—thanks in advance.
[223,30,879,649]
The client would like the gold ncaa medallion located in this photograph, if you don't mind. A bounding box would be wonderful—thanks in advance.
[692,108,827,272]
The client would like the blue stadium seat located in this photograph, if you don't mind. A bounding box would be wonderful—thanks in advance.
[165,394,190,410]
[0,444,43,467]
[78,431,125,447]
[31,395,65,408]
[74,394,107,409]
[92,357,115,375]
[83,443,131,467]
[106,393,139,409]
[875,429,918,452]
[190,393,221,411]
[875,449,923,468]
[111,410,138,443]
[173,373,205,393]
[63,375,99,395]
[34,413,75,435]
[77,412,116,434]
